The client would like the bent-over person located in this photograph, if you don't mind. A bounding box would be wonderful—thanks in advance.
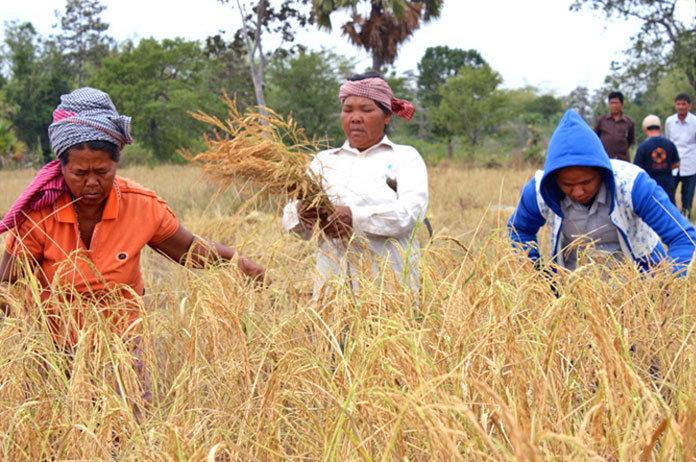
[0,88,268,408]
[509,110,695,275]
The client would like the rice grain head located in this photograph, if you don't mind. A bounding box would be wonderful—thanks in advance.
[182,93,334,212]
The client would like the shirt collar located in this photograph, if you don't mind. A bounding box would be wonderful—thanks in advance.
[607,113,630,123]
[337,135,395,156]
[676,112,695,124]
[56,181,120,223]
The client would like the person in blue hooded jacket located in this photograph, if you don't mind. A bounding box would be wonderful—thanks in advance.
[508,110,696,274]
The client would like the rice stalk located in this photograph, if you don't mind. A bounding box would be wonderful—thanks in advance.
[2,165,696,460]
[182,93,334,212]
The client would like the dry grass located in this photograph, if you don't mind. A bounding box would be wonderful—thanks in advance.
[182,95,333,211]
[1,164,695,461]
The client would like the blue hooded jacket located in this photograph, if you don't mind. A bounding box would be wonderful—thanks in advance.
[508,110,696,273]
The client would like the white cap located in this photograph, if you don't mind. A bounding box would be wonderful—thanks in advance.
[642,114,661,129]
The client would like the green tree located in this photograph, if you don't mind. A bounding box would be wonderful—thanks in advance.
[89,38,222,162]
[0,119,28,167]
[266,48,352,144]
[634,67,692,118]
[415,46,486,145]
[524,94,563,121]
[570,0,696,94]
[312,0,443,71]
[1,21,71,159]
[54,0,113,86]
[203,34,256,109]
[563,86,594,123]
[218,0,313,111]
[435,63,510,160]
[417,46,486,108]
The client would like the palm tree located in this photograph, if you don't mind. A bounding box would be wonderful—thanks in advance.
[312,0,443,71]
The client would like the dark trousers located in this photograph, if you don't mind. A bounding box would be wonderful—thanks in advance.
[676,174,696,217]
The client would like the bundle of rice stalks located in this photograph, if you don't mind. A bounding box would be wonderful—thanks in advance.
[182,93,333,211]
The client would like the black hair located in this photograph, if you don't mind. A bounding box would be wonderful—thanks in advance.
[646,125,661,131]
[348,70,383,82]
[608,91,624,104]
[60,140,121,167]
[345,71,392,115]
[675,93,692,104]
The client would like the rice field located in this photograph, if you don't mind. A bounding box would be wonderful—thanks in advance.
[1,164,695,461]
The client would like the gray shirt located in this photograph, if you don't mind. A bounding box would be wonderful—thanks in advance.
[559,182,624,270]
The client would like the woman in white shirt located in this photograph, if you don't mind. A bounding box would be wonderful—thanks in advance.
[283,72,429,295]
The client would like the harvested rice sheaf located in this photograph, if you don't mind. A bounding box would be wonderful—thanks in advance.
[183,94,333,211]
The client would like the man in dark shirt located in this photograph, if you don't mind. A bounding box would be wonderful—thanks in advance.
[634,114,680,204]
[594,91,635,161]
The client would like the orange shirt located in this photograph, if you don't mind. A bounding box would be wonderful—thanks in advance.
[6,176,180,344]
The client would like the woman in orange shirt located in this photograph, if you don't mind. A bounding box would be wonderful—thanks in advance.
[0,87,268,345]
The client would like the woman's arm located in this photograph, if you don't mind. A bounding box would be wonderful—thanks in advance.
[349,148,429,238]
[1,251,20,316]
[1,252,13,315]
[283,154,330,240]
[282,201,317,240]
[0,251,17,284]
[150,225,269,284]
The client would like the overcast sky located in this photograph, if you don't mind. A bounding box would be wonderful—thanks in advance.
[2,0,692,95]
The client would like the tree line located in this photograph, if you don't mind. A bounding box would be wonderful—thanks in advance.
[0,0,694,167]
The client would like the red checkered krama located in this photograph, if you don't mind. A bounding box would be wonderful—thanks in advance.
[339,78,416,120]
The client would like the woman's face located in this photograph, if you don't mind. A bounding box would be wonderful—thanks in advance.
[62,146,118,209]
[341,96,391,151]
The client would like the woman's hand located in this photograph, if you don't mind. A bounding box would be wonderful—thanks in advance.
[0,286,10,317]
[323,205,353,239]
[1,252,17,317]
[237,255,271,286]
[297,203,353,239]
[297,203,323,231]
[153,226,271,285]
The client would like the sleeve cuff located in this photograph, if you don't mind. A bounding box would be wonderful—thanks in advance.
[282,201,301,232]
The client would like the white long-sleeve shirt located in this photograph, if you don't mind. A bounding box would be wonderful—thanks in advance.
[665,112,696,176]
[283,136,429,295]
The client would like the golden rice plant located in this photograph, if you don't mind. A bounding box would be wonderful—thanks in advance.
[3,166,696,460]
[182,93,334,211]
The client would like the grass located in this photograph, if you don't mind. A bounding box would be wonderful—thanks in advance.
[1,164,695,460]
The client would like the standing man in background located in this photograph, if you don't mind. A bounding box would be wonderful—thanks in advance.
[594,91,635,162]
[634,115,680,205]
[665,93,696,219]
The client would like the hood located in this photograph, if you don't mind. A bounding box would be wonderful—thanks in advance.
[540,110,614,216]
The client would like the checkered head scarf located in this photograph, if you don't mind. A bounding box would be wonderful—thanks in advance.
[1,87,132,234]
[49,87,133,157]
[339,74,416,120]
